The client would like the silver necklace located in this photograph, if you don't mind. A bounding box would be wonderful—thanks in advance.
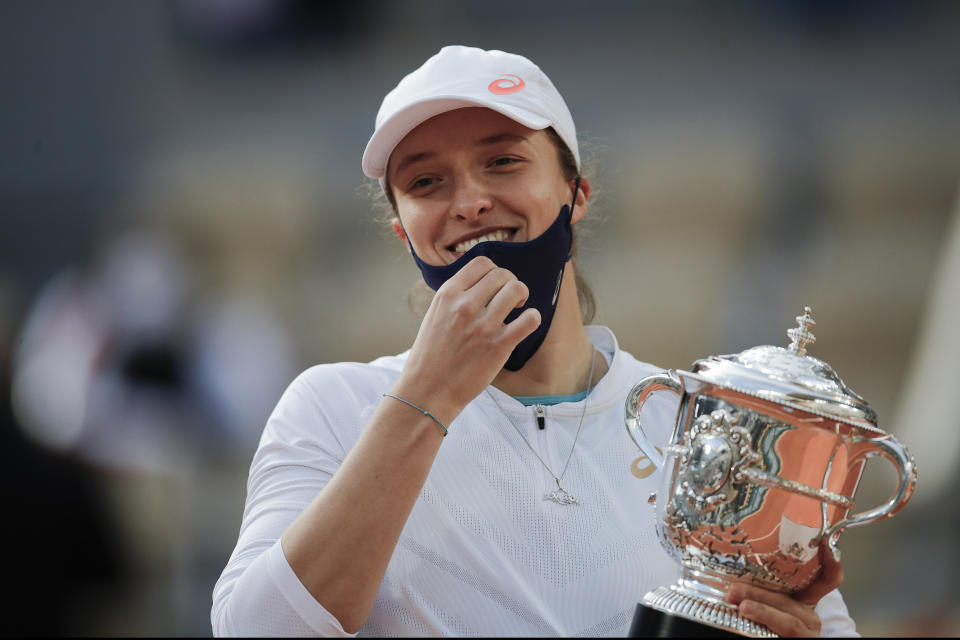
[486,349,598,506]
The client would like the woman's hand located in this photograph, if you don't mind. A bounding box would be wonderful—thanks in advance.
[724,543,844,637]
[392,256,540,423]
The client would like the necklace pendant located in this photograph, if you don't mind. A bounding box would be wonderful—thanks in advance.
[544,488,580,506]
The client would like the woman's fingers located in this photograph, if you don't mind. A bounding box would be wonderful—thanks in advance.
[443,256,535,331]
[471,266,526,314]
[436,257,519,314]
[498,307,541,346]
[402,256,542,414]
[472,267,541,348]
[483,277,528,318]
[442,255,502,296]
[736,596,820,637]
[725,584,822,637]
[719,543,844,637]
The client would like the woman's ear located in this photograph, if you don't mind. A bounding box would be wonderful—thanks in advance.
[391,218,411,253]
[571,177,591,225]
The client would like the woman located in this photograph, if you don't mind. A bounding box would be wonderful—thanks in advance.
[212,46,856,637]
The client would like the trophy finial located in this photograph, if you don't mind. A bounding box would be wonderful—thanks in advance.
[787,306,816,356]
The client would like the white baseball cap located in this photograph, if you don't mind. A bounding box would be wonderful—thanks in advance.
[361,45,580,180]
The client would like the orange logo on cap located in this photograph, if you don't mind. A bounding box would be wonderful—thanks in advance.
[488,74,525,95]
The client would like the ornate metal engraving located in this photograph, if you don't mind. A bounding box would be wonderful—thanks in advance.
[623,307,918,637]
[643,586,777,638]
[675,409,761,513]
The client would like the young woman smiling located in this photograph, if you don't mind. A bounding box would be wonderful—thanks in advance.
[212,46,857,637]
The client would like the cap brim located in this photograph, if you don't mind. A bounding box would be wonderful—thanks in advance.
[361,95,552,179]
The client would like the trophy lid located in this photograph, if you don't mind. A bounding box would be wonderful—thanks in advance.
[691,307,883,433]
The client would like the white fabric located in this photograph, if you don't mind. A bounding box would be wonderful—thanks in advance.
[212,326,858,637]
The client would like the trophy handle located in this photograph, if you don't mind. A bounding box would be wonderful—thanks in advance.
[624,371,683,471]
[819,434,918,561]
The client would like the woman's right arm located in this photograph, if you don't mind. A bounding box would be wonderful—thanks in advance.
[213,257,539,635]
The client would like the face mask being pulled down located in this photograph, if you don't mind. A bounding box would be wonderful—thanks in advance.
[407,184,578,371]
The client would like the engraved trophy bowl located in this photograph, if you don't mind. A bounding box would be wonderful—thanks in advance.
[624,307,917,637]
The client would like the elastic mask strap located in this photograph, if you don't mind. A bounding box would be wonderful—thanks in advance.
[570,176,581,215]
[564,176,581,261]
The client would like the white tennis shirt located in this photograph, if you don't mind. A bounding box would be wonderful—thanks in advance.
[211,326,858,636]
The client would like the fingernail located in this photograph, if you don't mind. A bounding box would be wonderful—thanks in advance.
[739,601,754,616]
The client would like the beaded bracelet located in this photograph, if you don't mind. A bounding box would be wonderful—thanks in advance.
[382,393,448,437]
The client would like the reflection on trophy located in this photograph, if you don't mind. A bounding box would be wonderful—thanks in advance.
[625,307,917,637]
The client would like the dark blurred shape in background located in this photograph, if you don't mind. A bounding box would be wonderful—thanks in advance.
[168,0,373,54]
[0,280,125,637]
[1,0,958,635]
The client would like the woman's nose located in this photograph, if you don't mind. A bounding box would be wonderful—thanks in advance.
[448,175,492,221]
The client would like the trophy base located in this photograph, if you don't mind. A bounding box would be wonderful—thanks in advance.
[631,586,777,638]
[629,603,742,637]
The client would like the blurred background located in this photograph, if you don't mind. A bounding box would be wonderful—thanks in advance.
[2,0,958,636]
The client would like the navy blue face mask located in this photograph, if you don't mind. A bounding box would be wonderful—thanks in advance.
[406,179,579,371]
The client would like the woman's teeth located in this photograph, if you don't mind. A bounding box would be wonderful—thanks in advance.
[454,230,510,253]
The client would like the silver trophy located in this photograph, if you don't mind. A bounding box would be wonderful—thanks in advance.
[625,307,917,637]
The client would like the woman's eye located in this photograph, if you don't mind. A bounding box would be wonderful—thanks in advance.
[490,156,517,167]
[410,177,436,190]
